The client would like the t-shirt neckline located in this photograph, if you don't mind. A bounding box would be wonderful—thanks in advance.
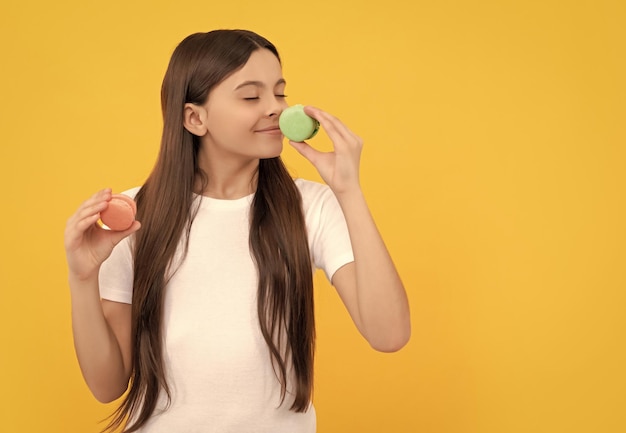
[193,192,255,210]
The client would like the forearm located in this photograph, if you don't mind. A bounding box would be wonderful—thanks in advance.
[336,188,411,351]
[69,274,129,402]
[289,105,410,350]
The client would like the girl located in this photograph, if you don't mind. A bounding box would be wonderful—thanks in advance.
[65,29,410,433]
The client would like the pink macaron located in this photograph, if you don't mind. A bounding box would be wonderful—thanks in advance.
[100,194,137,231]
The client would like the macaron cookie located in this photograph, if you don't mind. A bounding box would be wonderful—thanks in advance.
[279,104,320,142]
[100,194,137,231]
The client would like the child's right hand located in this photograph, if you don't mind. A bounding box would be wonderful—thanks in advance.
[64,188,141,281]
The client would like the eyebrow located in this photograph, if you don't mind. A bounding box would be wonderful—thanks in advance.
[234,78,286,90]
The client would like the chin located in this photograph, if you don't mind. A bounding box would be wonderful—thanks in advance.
[260,142,283,159]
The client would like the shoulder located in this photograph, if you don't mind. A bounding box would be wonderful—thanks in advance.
[120,186,142,200]
[294,178,353,278]
[294,178,345,224]
[294,178,334,207]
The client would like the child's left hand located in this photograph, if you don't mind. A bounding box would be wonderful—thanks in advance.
[288,106,363,197]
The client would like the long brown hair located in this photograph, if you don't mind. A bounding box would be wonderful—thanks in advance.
[104,30,315,432]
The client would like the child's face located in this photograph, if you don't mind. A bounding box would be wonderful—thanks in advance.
[199,48,288,162]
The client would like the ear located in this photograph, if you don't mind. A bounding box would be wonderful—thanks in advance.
[183,103,208,136]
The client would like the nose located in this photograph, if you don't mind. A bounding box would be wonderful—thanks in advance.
[267,96,287,118]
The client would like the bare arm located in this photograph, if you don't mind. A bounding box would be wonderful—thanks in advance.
[65,189,139,402]
[290,107,411,352]
[70,278,132,402]
[330,190,410,352]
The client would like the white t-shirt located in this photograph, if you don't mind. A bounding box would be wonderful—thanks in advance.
[99,178,354,433]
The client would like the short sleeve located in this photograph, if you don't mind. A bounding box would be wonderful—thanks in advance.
[98,187,140,304]
[296,179,355,282]
[98,236,134,303]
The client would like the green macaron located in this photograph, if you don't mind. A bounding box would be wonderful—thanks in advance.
[279,104,320,142]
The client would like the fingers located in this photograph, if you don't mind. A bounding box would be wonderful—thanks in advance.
[65,189,112,247]
[65,189,140,281]
[68,189,111,225]
[109,220,142,246]
[303,106,363,146]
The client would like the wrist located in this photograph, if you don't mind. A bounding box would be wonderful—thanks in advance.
[68,269,100,286]
[333,185,365,206]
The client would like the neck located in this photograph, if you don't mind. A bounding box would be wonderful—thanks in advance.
[195,153,259,200]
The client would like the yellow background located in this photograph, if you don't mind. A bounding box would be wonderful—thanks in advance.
[1,0,624,432]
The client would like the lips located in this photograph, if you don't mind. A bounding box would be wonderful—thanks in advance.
[255,126,283,137]
[255,126,281,133]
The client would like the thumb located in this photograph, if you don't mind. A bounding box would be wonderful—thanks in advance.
[109,220,142,246]
[289,140,321,165]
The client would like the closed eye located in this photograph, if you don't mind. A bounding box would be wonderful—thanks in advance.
[243,95,287,101]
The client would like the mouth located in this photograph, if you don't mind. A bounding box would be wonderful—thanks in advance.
[255,126,282,133]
